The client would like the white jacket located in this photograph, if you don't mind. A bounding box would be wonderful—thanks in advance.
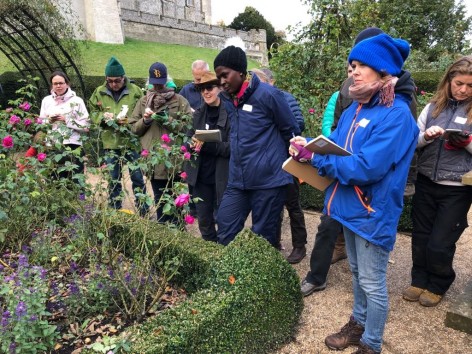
[40,88,90,146]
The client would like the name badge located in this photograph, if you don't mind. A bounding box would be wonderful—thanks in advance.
[454,116,467,124]
[358,118,370,128]
[242,104,253,112]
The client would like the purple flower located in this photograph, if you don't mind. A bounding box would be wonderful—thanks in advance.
[124,272,131,283]
[15,301,27,318]
[50,281,59,296]
[69,282,80,295]
[0,264,4,272]
[70,261,78,273]
[96,282,104,290]
[21,245,32,254]
[29,315,38,321]
[107,267,114,278]
[1,310,11,328]
[78,193,86,201]
[9,342,16,354]
[18,254,28,268]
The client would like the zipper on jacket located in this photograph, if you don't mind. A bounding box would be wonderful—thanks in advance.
[432,105,457,181]
[354,185,375,213]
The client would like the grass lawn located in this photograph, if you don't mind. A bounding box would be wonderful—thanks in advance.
[0,38,262,81]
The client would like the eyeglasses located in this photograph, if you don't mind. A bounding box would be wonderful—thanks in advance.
[106,78,123,84]
[198,84,218,92]
[52,82,66,86]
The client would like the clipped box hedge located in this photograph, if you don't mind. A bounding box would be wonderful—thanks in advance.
[108,220,303,353]
[411,71,443,93]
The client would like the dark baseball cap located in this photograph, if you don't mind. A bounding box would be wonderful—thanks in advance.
[148,62,168,85]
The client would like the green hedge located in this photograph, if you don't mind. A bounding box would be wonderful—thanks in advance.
[299,183,413,233]
[109,221,303,353]
[411,71,443,93]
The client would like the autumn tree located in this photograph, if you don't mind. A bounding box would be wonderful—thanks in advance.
[228,6,279,51]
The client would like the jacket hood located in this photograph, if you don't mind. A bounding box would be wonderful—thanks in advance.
[394,70,415,103]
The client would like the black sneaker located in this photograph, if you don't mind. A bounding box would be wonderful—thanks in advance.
[300,278,327,296]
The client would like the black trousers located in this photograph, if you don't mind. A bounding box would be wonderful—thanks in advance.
[194,181,218,242]
[305,215,343,285]
[411,173,472,295]
[276,177,308,247]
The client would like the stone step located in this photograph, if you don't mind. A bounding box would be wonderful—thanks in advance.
[445,280,472,334]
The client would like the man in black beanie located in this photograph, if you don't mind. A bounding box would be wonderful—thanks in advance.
[213,45,300,247]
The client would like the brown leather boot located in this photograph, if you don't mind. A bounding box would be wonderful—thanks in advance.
[331,233,347,264]
[351,341,380,354]
[325,316,364,350]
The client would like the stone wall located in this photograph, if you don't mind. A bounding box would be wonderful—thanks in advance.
[121,8,268,65]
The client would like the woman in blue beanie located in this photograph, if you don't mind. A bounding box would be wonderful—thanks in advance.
[290,33,419,354]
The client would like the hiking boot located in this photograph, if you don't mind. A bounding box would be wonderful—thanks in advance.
[419,290,443,307]
[402,286,425,302]
[300,278,326,297]
[325,316,364,350]
[331,233,347,264]
[286,246,306,264]
[351,341,380,354]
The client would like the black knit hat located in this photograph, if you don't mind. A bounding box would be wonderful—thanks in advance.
[213,45,247,73]
[354,27,384,45]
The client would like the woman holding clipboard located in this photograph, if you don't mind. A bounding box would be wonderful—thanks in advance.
[185,72,230,242]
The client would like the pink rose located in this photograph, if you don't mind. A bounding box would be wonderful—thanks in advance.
[183,152,191,160]
[308,108,315,115]
[161,134,171,143]
[37,153,47,162]
[180,145,187,152]
[35,117,43,124]
[184,214,195,225]
[2,135,14,149]
[174,193,190,207]
[161,143,171,151]
[420,90,426,95]
[9,115,20,125]
[24,118,32,126]
[179,171,187,180]
[19,101,31,111]
[5,107,13,113]
[141,149,149,157]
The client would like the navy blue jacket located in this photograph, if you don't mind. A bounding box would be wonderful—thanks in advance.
[282,91,305,132]
[179,83,203,110]
[220,73,300,190]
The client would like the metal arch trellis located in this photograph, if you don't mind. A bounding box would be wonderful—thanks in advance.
[0,5,85,99]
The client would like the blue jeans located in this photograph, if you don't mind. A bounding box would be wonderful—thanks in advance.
[344,227,390,353]
[105,149,148,215]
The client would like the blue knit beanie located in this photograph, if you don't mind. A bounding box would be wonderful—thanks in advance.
[348,34,410,76]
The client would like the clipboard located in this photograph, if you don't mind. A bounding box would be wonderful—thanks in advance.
[194,129,222,142]
[282,135,351,191]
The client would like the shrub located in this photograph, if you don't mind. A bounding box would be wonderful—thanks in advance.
[128,229,303,354]
[412,71,443,94]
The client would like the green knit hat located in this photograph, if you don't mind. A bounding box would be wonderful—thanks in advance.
[105,56,125,77]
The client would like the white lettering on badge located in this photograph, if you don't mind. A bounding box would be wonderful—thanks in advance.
[454,116,467,124]
[358,118,370,128]
[242,104,253,112]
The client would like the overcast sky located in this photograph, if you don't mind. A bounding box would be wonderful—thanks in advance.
[211,0,472,41]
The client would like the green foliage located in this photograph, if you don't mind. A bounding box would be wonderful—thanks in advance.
[378,0,472,62]
[0,255,58,353]
[228,6,276,51]
[412,72,444,94]
[130,229,303,354]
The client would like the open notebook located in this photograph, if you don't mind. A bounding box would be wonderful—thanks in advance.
[282,135,350,191]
